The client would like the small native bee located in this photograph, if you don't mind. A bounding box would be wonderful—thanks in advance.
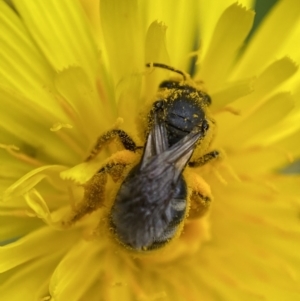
[111,110,208,250]
[64,63,219,251]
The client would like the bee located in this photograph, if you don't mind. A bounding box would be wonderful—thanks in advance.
[110,110,208,250]
[64,63,219,251]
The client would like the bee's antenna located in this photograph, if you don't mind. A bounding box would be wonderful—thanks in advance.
[146,63,187,81]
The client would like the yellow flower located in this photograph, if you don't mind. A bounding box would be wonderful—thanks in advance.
[1,0,300,300]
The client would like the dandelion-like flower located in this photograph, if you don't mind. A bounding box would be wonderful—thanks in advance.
[1,0,300,300]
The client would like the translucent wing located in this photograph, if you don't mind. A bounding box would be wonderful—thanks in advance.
[141,110,168,169]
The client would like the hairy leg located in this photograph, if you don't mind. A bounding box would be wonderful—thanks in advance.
[86,129,139,161]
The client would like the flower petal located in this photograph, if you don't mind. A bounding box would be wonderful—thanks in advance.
[142,0,198,69]
[0,142,36,184]
[0,214,43,244]
[116,73,143,134]
[234,57,298,112]
[0,226,79,272]
[210,77,254,111]
[0,2,66,119]
[100,0,143,84]
[60,149,138,185]
[0,86,82,165]
[145,21,170,66]
[2,165,67,202]
[267,130,300,165]
[232,0,300,78]
[196,0,254,59]
[0,251,64,301]
[223,93,294,148]
[277,20,300,64]
[201,174,300,299]
[225,146,295,174]
[24,189,68,229]
[48,241,106,301]
[144,21,170,99]
[215,57,298,146]
[79,0,102,47]
[218,92,294,148]
[251,89,300,153]
[197,3,254,92]
[54,67,115,142]
[12,0,99,79]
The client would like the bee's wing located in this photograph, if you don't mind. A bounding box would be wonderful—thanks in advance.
[141,111,168,169]
[143,129,202,184]
[151,111,168,154]
[162,129,202,179]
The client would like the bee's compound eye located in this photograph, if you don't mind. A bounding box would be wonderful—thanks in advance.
[202,94,212,106]
[159,80,181,89]
[202,119,210,132]
[153,100,164,110]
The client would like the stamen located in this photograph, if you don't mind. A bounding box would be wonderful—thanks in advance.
[271,146,294,163]
[51,127,86,158]
[212,168,228,185]
[50,122,73,131]
[220,162,242,182]
[214,106,241,115]
[0,143,42,166]
[0,209,29,217]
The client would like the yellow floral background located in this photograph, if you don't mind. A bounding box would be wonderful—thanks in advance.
[1,0,300,300]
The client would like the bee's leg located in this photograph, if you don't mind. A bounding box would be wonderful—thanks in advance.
[86,129,139,161]
[63,152,136,226]
[185,171,212,219]
[188,150,219,168]
[66,168,110,224]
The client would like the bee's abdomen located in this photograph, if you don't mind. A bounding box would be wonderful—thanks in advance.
[110,173,187,251]
[146,176,187,250]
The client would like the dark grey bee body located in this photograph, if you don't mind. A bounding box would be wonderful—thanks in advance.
[111,111,208,251]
